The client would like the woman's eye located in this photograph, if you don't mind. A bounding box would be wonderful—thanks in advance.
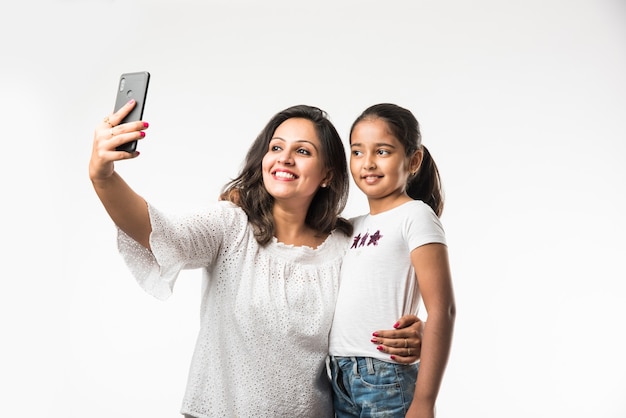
[297,148,311,155]
[271,145,282,152]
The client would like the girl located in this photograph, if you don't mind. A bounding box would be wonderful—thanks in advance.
[329,103,456,418]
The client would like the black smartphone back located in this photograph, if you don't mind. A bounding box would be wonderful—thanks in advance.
[114,71,150,152]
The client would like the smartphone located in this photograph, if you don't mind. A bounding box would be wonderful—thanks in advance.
[113,71,150,152]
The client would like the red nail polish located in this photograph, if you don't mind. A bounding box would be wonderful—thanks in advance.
[372,332,379,337]
[390,355,396,360]
[393,322,400,329]
[143,122,149,128]
[371,338,377,343]
[140,131,145,137]
[376,345,383,351]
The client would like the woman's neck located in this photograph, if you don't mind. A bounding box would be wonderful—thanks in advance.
[272,203,326,248]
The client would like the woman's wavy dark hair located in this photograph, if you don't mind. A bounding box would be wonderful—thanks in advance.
[350,103,444,217]
[222,105,352,245]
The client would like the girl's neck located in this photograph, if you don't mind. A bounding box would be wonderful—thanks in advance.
[367,193,413,215]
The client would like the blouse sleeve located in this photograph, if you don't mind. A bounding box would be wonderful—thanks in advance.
[117,201,247,300]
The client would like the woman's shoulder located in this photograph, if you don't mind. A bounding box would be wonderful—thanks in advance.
[149,200,251,235]
[206,200,251,228]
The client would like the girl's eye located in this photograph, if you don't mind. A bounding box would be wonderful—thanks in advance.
[352,150,363,156]
[377,149,390,156]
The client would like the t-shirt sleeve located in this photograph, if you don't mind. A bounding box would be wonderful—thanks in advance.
[406,202,447,252]
[117,201,247,300]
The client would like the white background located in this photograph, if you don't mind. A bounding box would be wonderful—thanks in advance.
[1,0,625,416]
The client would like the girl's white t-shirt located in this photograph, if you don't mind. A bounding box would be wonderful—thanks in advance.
[328,200,446,362]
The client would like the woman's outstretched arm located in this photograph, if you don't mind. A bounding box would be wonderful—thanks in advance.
[89,99,152,248]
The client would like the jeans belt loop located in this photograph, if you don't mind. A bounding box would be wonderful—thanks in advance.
[350,357,359,377]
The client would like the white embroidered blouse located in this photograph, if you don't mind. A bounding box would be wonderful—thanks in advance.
[117,201,349,418]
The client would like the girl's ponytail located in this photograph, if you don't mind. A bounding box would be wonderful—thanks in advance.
[407,146,444,217]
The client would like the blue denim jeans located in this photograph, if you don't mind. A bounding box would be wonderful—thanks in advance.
[329,356,419,417]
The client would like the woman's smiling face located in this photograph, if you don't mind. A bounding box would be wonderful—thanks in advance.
[262,117,329,204]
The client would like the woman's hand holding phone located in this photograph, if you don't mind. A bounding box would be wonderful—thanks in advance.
[89,99,149,184]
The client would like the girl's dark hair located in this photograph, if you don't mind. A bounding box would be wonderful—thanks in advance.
[350,103,444,217]
[222,105,352,245]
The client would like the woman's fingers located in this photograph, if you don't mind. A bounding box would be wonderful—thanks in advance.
[95,116,148,155]
[373,336,421,363]
[89,109,148,181]
[370,315,424,363]
[108,124,147,150]
[103,99,137,128]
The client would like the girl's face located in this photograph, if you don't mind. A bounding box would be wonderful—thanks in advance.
[350,118,414,204]
[262,117,330,206]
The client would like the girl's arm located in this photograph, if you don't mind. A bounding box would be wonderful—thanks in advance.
[89,100,152,249]
[407,243,456,418]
